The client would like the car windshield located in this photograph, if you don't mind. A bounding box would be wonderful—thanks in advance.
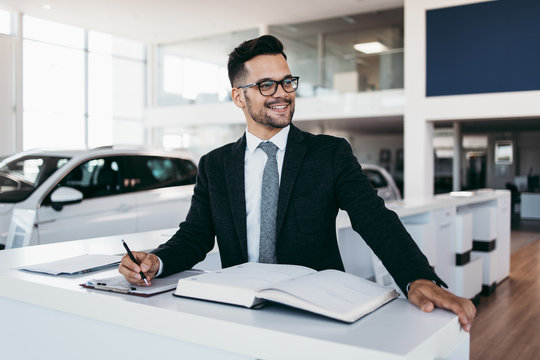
[364,169,388,188]
[0,155,70,203]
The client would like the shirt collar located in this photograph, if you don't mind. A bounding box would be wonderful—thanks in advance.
[246,125,290,154]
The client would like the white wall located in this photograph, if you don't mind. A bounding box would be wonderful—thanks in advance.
[404,0,540,200]
[0,34,14,156]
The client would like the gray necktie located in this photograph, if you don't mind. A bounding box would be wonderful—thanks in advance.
[258,141,279,263]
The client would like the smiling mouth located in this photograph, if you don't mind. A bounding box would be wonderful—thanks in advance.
[269,105,287,110]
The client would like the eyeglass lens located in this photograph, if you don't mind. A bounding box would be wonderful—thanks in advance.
[259,78,298,96]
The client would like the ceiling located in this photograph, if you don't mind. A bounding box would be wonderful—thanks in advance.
[435,118,540,133]
[0,0,403,44]
[298,116,404,135]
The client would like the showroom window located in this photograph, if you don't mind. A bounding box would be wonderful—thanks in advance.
[23,17,86,150]
[22,16,146,150]
[0,8,11,35]
[88,32,146,147]
[270,8,404,96]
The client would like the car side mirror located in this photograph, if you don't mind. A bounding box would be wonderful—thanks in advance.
[50,187,83,211]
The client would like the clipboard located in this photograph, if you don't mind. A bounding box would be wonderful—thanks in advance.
[80,269,204,297]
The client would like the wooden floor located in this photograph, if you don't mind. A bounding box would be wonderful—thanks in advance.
[470,220,540,360]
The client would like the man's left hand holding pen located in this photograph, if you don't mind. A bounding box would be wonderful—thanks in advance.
[119,250,161,286]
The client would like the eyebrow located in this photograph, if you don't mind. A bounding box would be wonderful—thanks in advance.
[254,74,293,83]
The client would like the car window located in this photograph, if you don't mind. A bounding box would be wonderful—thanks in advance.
[0,156,70,203]
[364,169,388,189]
[55,157,125,200]
[124,156,197,192]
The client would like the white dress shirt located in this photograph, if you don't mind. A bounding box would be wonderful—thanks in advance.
[244,125,289,262]
[156,125,290,275]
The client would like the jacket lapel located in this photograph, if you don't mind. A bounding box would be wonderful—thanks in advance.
[224,134,248,260]
[276,124,307,237]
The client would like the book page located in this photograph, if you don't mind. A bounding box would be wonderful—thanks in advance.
[257,269,398,322]
[175,263,316,308]
[189,263,315,290]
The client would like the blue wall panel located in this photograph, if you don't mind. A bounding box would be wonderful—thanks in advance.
[426,0,540,96]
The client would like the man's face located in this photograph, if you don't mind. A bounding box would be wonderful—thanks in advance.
[239,54,295,131]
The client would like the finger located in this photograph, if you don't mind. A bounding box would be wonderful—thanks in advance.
[119,253,140,273]
[118,265,147,286]
[408,285,435,312]
[140,254,154,273]
[118,254,150,285]
[140,254,159,276]
[418,286,476,332]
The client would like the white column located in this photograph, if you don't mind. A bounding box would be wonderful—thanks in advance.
[453,121,462,191]
[317,33,325,87]
[145,43,157,145]
[404,116,434,200]
[404,0,434,200]
[15,13,23,152]
[0,34,15,156]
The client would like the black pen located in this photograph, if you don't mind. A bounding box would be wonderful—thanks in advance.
[122,239,149,286]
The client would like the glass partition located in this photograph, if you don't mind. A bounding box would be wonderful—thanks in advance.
[271,8,403,97]
[157,29,258,106]
[155,8,403,106]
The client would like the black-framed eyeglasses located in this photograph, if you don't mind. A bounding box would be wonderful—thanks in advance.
[237,76,299,96]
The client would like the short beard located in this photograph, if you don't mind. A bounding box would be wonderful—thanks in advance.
[244,92,295,129]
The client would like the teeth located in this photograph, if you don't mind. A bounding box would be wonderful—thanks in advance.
[270,105,286,109]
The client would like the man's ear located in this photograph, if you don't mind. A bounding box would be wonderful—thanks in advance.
[231,87,245,109]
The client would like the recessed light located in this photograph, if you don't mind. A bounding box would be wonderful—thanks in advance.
[43,4,52,10]
[353,41,387,54]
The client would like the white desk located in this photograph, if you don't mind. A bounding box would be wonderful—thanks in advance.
[0,231,469,360]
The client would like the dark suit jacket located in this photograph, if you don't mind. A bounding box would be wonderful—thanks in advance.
[153,124,444,295]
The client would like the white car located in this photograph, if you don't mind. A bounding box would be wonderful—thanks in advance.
[0,147,197,248]
[0,148,400,249]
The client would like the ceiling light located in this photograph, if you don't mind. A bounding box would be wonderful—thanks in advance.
[353,41,387,54]
[43,4,52,10]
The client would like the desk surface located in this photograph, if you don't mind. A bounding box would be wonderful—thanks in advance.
[0,231,468,359]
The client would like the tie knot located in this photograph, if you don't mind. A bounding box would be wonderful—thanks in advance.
[258,141,278,158]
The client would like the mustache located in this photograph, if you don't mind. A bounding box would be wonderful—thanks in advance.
[265,98,292,107]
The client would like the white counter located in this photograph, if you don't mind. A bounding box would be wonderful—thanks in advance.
[521,192,540,219]
[337,190,511,299]
[0,230,468,360]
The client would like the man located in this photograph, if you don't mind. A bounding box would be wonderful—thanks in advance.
[120,35,475,331]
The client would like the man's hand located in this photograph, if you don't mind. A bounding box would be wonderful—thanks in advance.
[118,251,160,286]
[408,279,476,332]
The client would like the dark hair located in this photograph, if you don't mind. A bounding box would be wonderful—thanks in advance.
[227,35,287,87]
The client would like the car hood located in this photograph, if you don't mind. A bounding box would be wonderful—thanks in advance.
[0,203,14,216]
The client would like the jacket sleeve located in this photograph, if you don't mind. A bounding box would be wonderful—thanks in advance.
[332,138,446,296]
[151,154,216,277]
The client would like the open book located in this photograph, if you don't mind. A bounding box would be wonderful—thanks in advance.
[174,263,398,323]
